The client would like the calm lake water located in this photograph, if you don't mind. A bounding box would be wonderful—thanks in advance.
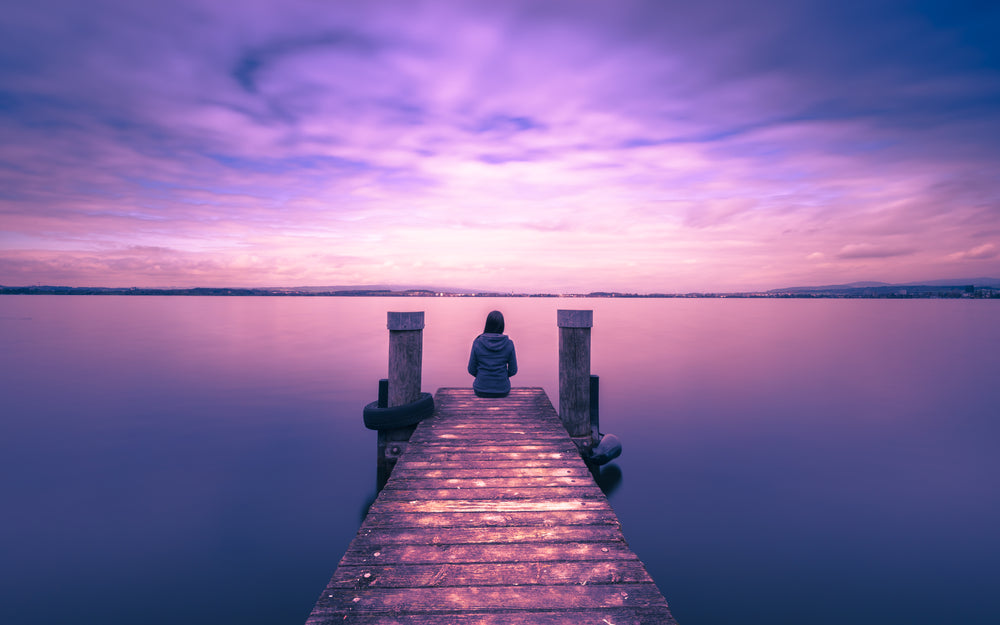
[2,296,998,625]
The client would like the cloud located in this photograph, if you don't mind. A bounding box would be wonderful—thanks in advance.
[232,30,381,94]
[949,242,999,261]
[836,244,916,260]
[0,246,372,288]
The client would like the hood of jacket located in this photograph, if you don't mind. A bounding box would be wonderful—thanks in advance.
[478,333,510,351]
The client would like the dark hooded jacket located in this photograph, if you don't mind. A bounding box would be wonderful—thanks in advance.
[468,333,518,395]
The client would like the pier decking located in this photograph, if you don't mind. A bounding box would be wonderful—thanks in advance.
[307,387,676,624]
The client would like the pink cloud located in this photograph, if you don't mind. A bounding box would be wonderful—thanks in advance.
[836,244,916,260]
[949,243,999,261]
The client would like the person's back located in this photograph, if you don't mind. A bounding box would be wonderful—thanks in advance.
[468,310,517,397]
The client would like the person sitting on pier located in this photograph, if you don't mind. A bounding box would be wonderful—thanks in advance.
[468,310,518,398]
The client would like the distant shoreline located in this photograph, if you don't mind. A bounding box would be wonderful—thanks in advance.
[3,285,999,299]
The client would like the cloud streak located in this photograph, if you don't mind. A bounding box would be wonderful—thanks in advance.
[836,244,916,260]
[2,0,999,291]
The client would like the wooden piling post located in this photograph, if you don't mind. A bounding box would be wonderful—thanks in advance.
[377,378,388,408]
[558,309,594,454]
[377,311,424,490]
[590,374,600,438]
[387,311,423,407]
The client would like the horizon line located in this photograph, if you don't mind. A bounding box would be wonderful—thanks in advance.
[4,279,1000,298]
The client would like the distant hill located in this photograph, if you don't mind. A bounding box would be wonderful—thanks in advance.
[0,284,501,297]
[269,284,483,294]
[899,277,1000,288]
[3,278,998,298]
[776,281,892,292]
[769,277,1000,297]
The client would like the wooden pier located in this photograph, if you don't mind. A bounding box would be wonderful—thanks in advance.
[307,387,676,624]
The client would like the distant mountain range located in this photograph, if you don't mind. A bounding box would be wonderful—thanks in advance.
[2,278,999,298]
[770,277,1000,294]
[271,284,483,294]
[0,284,500,297]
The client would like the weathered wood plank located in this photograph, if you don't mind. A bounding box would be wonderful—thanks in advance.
[399,451,578,462]
[367,499,613,514]
[413,435,571,443]
[388,467,592,479]
[307,609,671,625]
[394,454,582,466]
[327,560,655,588]
[314,584,670,611]
[359,510,622,529]
[376,486,605,501]
[383,476,594,489]
[353,525,627,545]
[340,542,641,566]
[417,422,564,429]
[405,444,575,453]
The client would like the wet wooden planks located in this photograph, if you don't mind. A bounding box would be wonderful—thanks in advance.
[306,387,677,624]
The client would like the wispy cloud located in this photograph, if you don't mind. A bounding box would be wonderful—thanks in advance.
[949,242,999,261]
[836,244,916,260]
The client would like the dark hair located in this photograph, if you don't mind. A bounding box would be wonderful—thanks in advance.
[483,310,505,334]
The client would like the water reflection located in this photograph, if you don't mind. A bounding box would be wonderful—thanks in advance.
[591,463,623,497]
[2,296,998,625]
[359,492,378,524]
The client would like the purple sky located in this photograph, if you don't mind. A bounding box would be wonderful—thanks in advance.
[2,0,999,292]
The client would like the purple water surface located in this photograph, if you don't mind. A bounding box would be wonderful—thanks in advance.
[1,296,998,624]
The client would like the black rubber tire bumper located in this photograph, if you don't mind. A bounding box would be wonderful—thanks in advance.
[586,433,622,466]
[363,392,434,430]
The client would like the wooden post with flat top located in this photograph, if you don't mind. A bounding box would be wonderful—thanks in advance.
[558,309,594,454]
[377,311,424,490]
